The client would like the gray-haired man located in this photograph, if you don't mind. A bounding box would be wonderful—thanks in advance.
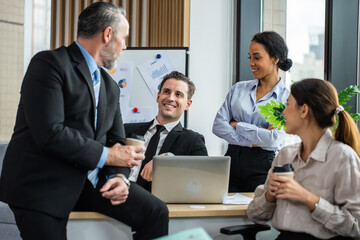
[0,2,168,239]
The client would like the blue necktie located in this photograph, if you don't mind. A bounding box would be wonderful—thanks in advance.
[93,68,101,128]
[88,67,101,188]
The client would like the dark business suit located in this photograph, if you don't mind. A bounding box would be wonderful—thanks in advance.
[0,42,168,240]
[125,121,208,190]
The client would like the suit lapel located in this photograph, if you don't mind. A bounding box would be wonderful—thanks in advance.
[68,42,97,129]
[135,121,153,136]
[159,122,183,154]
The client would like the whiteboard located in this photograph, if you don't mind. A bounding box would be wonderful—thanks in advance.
[118,47,189,125]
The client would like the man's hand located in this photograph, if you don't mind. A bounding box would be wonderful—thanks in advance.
[100,175,129,205]
[140,160,153,182]
[140,153,170,182]
[105,143,145,168]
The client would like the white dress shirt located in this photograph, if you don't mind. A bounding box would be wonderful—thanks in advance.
[247,129,360,238]
[129,118,180,182]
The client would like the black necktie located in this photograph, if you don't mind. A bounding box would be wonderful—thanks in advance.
[137,125,166,190]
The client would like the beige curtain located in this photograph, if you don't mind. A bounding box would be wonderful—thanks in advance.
[50,0,190,49]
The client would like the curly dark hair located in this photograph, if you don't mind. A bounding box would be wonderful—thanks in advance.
[251,31,293,71]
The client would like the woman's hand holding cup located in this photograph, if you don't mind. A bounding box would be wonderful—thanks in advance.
[265,164,294,202]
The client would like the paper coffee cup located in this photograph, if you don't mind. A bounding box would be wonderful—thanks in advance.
[273,164,294,179]
[273,171,294,178]
[126,134,145,146]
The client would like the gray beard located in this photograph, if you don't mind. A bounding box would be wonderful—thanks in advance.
[103,57,118,70]
[100,40,118,70]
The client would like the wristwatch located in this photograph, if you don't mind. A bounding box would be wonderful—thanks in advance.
[314,199,320,209]
[113,174,131,189]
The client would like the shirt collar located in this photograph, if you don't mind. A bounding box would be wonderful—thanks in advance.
[75,41,98,76]
[150,118,180,133]
[271,78,286,99]
[249,80,258,92]
[250,78,285,100]
[294,129,333,163]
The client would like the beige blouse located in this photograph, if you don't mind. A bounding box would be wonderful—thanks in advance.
[247,129,360,238]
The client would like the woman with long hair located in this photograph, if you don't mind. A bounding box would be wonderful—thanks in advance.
[247,78,360,239]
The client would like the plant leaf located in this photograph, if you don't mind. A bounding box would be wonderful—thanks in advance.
[257,85,360,133]
[350,113,360,121]
[338,85,360,105]
[344,106,352,112]
[258,100,286,130]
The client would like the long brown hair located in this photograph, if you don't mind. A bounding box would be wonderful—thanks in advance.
[291,78,360,156]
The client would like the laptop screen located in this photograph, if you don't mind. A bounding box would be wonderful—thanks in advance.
[151,156,230,203]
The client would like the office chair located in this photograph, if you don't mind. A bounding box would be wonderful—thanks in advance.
[220,223,271,240]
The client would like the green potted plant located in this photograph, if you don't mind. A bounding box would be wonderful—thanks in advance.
[259,85,360,131]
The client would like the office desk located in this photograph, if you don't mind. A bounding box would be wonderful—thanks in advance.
[67,193,257,240]
[69,193,253,219]
[167,192,252,218]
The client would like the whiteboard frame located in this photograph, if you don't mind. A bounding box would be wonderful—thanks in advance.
[120,47,189,127]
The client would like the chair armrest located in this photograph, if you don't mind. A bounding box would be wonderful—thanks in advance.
[220,223,270,235]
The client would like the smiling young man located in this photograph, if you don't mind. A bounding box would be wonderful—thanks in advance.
[125,71,208,191]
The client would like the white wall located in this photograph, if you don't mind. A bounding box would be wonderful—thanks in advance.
[188,0,234,156]
[24,0,33,74]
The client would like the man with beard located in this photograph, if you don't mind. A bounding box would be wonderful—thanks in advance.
[0,2,168,240]
[125,71,208,191]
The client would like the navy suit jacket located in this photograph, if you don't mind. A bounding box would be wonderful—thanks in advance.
[125,121,208,156]
[125,120,208,190]
[0,42,127,218]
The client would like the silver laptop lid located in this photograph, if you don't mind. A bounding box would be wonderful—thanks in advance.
[151,156,230,203]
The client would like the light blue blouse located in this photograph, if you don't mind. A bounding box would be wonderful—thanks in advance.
[212,79,289,151]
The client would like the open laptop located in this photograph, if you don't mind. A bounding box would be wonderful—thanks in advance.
[151,156,230,203]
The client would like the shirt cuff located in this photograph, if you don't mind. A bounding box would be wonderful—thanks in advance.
[106,173,116,180]
[258,191,277,211]
[311,197,333,224]
[96,147,108,169]
[235,122,254,147]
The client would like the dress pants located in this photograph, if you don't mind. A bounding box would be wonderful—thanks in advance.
[10,205,68,240]
[226,145,275,192]
[10,174,169,240]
